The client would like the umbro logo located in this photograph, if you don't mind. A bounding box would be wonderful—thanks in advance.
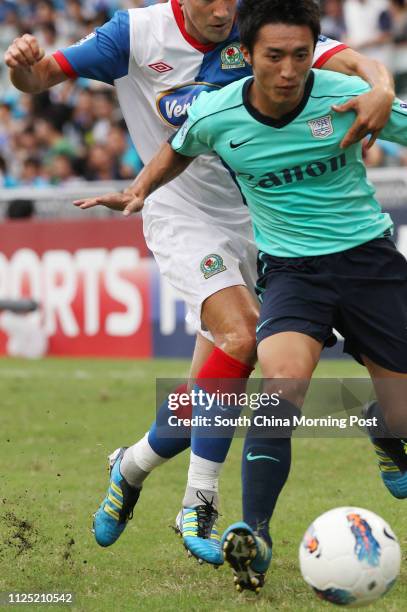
[230,138,252,149]
[148,61,173,73]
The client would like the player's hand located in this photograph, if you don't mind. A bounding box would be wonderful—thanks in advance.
[4,34,45,69]
[73,190,145,216]
[332,86,394,149]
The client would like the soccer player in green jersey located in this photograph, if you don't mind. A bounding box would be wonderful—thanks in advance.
[75,0,407,593]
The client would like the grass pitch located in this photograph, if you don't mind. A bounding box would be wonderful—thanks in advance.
[0,358,406,611]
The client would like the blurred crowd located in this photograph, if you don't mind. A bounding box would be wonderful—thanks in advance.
[0,0,407,191]
[321,0,407,167]
[0,0,164,188]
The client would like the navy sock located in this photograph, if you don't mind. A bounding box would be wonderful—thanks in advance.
[367,401,407,472]
[148,384,191,459]
[242,400,299,545]
[242,437,291,546]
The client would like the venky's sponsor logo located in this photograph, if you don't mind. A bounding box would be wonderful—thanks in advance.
[156,82,220,127]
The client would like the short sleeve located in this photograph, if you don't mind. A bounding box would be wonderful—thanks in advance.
[170,92,213,157]
[53,10,130,85]
[379,98,407,145]
[312,35,347,69]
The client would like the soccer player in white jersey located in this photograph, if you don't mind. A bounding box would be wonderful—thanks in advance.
[5,0,396,565]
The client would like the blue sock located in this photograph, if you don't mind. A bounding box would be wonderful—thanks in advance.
[190,347,252,463]
[190,384,242,463]
[148,385,191,459]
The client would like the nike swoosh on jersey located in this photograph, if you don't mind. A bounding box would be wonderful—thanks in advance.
[230,138,252,149]
[246,452,280,462]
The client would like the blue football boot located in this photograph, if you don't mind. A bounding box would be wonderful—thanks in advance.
[93,447,141,547]
[364,402,407,499]
[176,492,223,566]
[372,442,407,499]
[221,522,272,593]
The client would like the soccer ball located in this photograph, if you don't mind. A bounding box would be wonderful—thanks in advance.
[299,507,401,607]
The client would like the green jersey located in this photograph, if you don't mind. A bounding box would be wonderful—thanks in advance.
[171,70,407,257]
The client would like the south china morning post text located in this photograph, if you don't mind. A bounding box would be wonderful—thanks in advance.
[162,387,378,436]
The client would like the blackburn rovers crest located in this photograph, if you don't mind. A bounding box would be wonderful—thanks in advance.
[200,254,227,279]
[221,43,245,69]
[308,115,334,139]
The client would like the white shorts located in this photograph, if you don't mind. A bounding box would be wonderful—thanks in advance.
[143,198,258,341]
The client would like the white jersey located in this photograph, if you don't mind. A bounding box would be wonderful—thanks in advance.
[55,0,346,228]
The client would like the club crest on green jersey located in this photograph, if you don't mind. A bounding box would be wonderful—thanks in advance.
[221,43,245,69]
[307,115,334,139]
[200,254,226,279]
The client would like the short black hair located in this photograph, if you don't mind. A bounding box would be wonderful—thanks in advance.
[238,0,321,54]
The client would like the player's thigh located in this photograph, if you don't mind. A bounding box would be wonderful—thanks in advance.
[201,285,259,357]
[256,258,335,376]
[144,209,258,342]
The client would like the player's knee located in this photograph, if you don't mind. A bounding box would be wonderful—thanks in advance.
[217,327,257,363]
[262,359,310,380]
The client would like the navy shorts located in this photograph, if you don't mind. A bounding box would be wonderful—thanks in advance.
[256,238,407,373]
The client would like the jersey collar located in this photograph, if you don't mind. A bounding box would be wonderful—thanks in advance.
[242,71,315,128]
[171,0,216,53]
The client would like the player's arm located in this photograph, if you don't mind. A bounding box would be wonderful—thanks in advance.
[374,98,407,147]
[74,143,194,216]
[321,48,395,148]
[5,34,68,93]
[5,11,130,92]
[74,105,211,215]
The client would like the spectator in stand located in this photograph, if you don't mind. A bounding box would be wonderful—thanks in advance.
[34,117,76,163]
[91,91,118,143]
[364,139,407,166]
[0,1,164,188]
[390,0,407,92]
[321,0,347,41]
[60,0,88,42]
[85,144,120,181]
[10,125,39,175]
[33,0,57,33]
[106,122,143,179]
[19,156,49,186]
[0,102,13,157]
[390,0,407,42]
[343,0,394,68]
[0,154,17,187]
[37,22,63,57]
[48,153,81,185]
